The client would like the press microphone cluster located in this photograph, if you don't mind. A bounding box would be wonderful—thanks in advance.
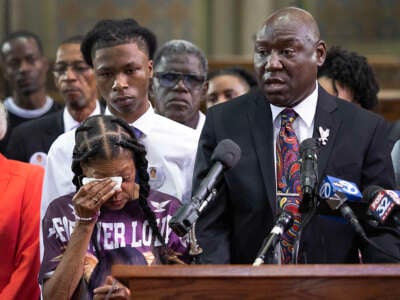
[169,139,242,237]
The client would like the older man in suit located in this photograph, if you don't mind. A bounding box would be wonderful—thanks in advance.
[6,36,103,166]
[193,7,399,264]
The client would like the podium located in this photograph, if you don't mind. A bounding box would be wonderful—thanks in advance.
[112,264,400,299]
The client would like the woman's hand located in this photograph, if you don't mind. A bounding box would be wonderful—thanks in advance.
[72,178,117,221]
[93,276,131,300]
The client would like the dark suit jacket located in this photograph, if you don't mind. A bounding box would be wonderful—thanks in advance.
[6,103,105,163]
[6,110,65,163]
[194,86,398,264]
[0,101,62,155]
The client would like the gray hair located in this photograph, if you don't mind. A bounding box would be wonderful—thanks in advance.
[153,39,208,75]
[0,101,7,140]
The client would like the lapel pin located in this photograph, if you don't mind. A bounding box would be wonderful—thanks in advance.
[318,126,330,146]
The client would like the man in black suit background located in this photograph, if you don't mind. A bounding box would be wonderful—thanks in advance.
[6,36,103,166]
[193,7,399,264]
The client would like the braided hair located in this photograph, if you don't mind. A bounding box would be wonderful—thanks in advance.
[71,115,167,259]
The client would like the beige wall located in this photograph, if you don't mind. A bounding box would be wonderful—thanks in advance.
[1,0,400,61]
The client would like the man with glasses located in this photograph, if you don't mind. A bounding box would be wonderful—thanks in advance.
[0,30,62,154]
[6,35,103,166]
[152,40,208,133]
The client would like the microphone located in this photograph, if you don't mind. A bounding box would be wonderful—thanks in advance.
[318,176,367,238]
[299,138,320,213]
[253,211,294,266]
[363,186,400,227]
[319,176,364,209]
[319,177,400,262]
[169,139,242,237]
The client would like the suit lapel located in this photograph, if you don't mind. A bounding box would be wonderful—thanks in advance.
[313,87,342,180]
[247,91,277,214]
[44,111,65,145]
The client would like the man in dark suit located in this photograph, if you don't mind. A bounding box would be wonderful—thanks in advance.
[193,7,399,264]
[6,36,103,166]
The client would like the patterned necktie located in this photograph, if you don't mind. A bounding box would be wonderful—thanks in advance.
[276,108,302,264]
[130,126,143,139]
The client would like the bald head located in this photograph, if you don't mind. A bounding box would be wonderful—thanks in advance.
[257,7,320,45]
[253,7,326,107]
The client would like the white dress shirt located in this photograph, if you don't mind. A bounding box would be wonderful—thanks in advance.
[270,82,319,152]
[62,100,102,132]
[195,111,206,134]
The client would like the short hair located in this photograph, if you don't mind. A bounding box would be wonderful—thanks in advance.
[81,19,157,67]
[0,30,43,59]
[208,66,258,89]
[72,115,169,262]
[59,35,85,46]
[153,39,208,75]
[0,101,7,140]
[318,46,379,110]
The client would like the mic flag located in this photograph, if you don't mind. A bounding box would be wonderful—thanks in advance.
[319,176,363,210]
[363,186,400,224]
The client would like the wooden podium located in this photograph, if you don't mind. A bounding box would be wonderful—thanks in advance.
[112,264,400,299]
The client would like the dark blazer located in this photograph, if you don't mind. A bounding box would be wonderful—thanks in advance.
[6,103,105,163]
[193,86,398,264]
[6,110,65,163]
[0,101,62,155]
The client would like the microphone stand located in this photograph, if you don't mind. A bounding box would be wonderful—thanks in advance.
[292,193,318,264]
[188,189,218,264]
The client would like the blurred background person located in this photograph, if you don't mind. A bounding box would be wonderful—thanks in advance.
[0,100,44,299]
[6,35,103,166]
[152,39,208,133]
[206,66,257,108]
[317,45,379,110]
[0,30,62,154]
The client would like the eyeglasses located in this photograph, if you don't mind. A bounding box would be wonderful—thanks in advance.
[154,72,205,90]
[53,61,91,76]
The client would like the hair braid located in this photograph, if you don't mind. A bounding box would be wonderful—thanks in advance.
[72,115,168,263]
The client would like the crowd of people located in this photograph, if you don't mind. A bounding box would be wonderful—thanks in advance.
[0,6,399,299]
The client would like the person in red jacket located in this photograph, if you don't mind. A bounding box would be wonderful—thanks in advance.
[0,100,44,299]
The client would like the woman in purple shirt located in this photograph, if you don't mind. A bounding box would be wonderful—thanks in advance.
[40,115,188,299]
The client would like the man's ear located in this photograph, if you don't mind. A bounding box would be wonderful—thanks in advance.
[42,56,49,73]
[148,59,153,77]
[201,80,209,97]
[315,40,327,67]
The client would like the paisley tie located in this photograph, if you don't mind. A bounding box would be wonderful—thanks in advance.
[276,108,302,264]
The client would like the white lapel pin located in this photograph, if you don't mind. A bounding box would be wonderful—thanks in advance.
[318,126,330,146]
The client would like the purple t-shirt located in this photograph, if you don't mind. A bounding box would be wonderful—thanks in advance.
[40,189,188,294]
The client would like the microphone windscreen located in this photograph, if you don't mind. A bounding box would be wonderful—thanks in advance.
[300,138,320,156]
[211,139,241,169]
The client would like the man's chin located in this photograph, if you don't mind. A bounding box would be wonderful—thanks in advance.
[19,86,39,96]
[67,98,88,109]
